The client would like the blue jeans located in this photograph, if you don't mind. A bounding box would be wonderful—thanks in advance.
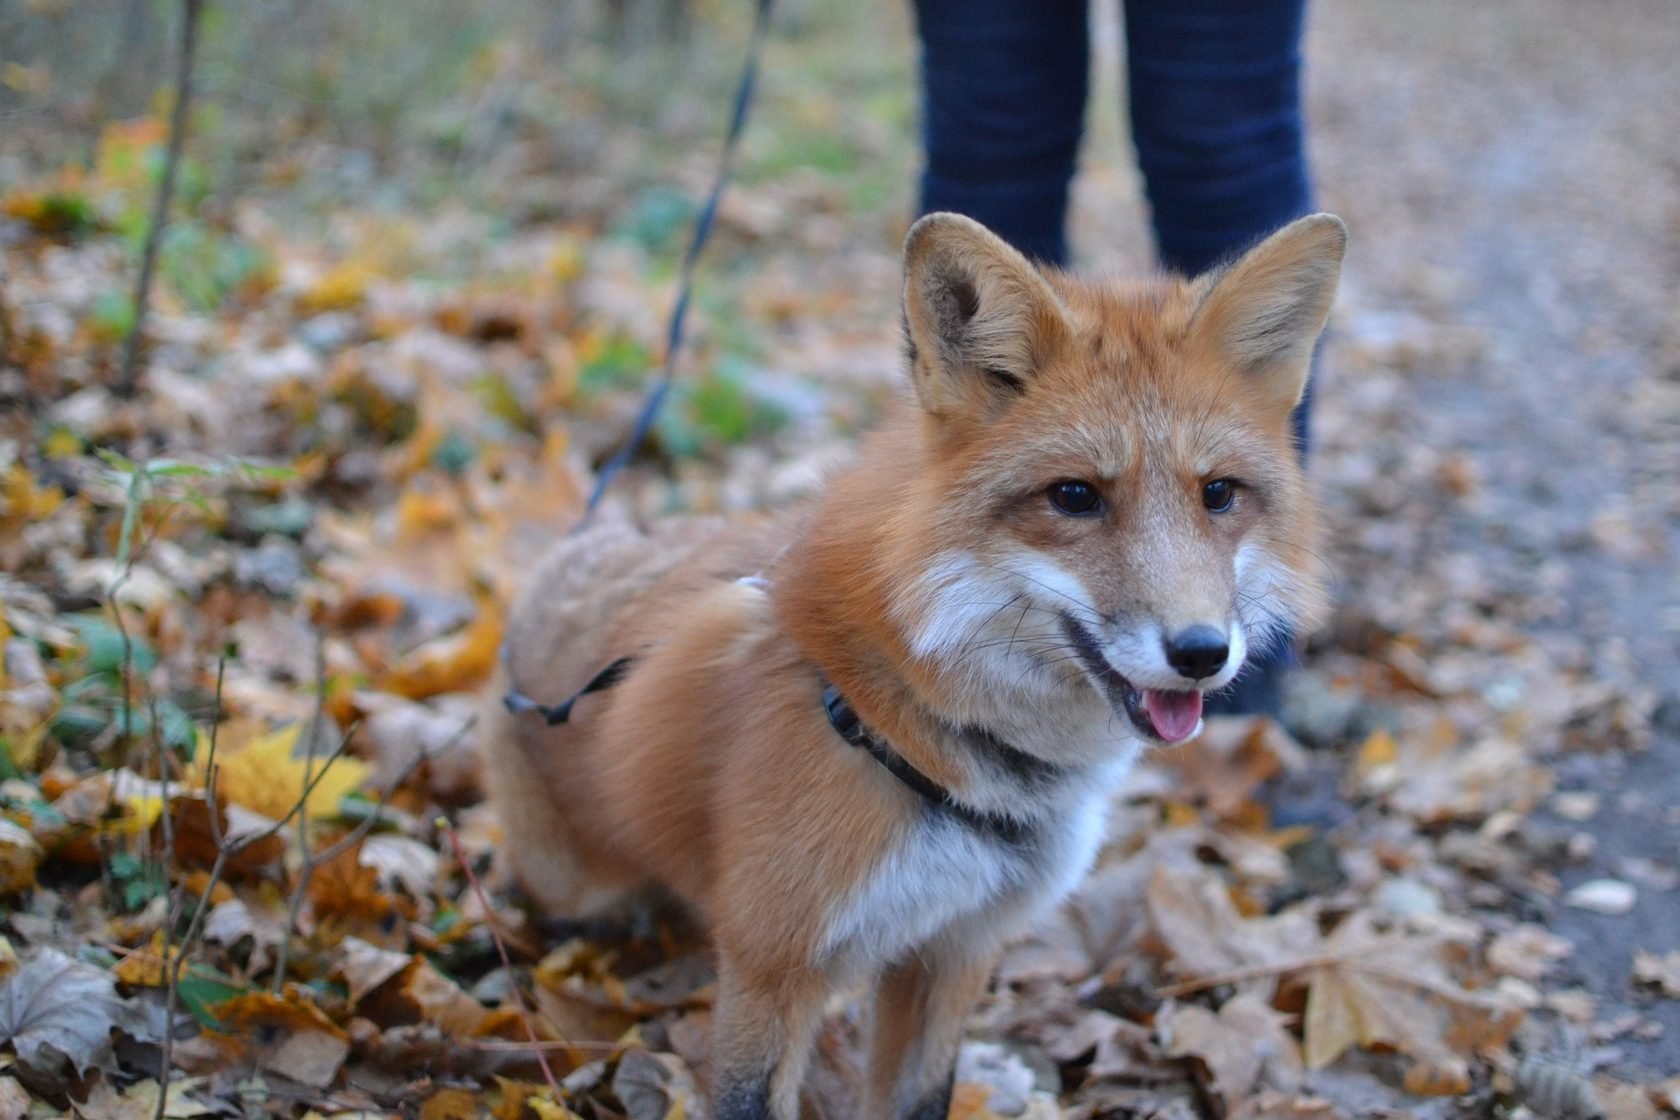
[914,0,1316,713]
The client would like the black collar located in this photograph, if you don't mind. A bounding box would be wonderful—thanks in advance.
[821,684,1033,845]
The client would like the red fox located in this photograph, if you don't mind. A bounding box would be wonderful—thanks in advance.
[482,211,1345,1119]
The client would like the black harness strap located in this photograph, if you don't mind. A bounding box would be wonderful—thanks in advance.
[821,684,1030,845]
[504,656,636,726]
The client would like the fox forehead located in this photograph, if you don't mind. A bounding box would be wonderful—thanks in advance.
[948,309,1293,496]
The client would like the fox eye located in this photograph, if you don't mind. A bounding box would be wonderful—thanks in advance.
[1048,480,1102,516]
[1202,478,1237,513]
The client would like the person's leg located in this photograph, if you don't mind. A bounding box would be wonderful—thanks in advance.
[914,0,1090,267]
[1123,0,1317,714]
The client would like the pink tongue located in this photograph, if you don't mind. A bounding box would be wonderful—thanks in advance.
[1144,689,1204,742]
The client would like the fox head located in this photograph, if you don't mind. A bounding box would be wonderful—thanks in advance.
[886,212,1344,754]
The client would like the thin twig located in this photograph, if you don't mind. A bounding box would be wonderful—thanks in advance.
[154,655,223,1120]
[271,635,330,994]
[441,819,562,1098]
[273,716,475,994]
[117,0,206,396]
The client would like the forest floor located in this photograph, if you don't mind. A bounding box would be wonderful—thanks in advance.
[0,0,1676,1117]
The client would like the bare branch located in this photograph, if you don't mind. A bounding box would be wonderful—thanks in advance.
[116,0,206,397]
[442,816,562,1097]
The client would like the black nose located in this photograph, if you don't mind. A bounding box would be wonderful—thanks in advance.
[1165,625,1229,681]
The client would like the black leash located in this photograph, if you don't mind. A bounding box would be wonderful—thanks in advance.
[502,0,772,720]
[576,0,776,528]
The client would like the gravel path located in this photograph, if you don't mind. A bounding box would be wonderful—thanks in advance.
[1312,0,1680,1079]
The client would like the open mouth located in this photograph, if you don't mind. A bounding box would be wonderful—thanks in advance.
[1059,615,1204,744]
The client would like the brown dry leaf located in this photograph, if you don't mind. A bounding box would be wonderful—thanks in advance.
[75,1076,213,1120]
[381,599,503,700]
[335,936,412,1005]
[0,820,40,896]
[211,991,349,1089]
[613,1048,701,1120]
[1655,1077,1680,1114]
[398,959,491,1035]
[1486,924,1574,982]
[166,795,285,878]
[1146,867,1319,983]
[1367,736,1553,824]
[355,691,481,801]
[1301,911,1520,1071]
[419,1086,483,1120]
[1161,716,1305,823]
[74,1076,150,1120]
[1402,1057,1472,1097]
[357,957,489,1036]
[201,899,288,973]
[1632,949,1680,998]
[1161,993,1303,1109]
[111,931,168,988]
[308,841,404,945]
[358,833,441,897]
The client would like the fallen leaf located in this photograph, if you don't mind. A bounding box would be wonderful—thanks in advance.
[1633,950,1680,998]
[359,833,441,897]
[211,991,349,1089]
[0,947,128,1075]
[1146,868,1318,984]
[380,600,503,701]
[165,795,285,879]
[111,931,168,988]
[612,1048,700,1120]
[1402,1057,1471,1096]
[75,1075,213,1120]
[0,822,40,897]
[214,723,369,823]
[1161,993,1303,1108]
[308,841,404,944]
[1486,924,1574,982]
[0,1077,25,1120]
[201,899,288,971]
[420,1087,483,1120]
[335,936,412,1005]
[1301,912,1520,1070]
[1160,716,1306,823]
[359,958,488,1035]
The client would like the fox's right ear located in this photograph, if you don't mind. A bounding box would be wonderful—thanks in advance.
[902,213,1069,421]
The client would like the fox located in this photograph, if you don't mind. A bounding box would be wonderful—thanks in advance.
[480,210,1345,1120]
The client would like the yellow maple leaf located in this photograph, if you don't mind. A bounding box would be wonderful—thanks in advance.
[215,723,369,822]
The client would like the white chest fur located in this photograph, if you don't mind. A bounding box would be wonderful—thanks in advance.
[816,769,1117,967]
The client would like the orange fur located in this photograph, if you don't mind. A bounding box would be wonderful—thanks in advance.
[481,212,1346,1120]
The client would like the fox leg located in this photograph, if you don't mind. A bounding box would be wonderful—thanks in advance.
[864,951,996,1120]
[710,959,831,1120]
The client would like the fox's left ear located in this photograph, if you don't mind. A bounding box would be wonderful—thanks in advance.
[902,212,1070,421]
[1190,213,1347,414]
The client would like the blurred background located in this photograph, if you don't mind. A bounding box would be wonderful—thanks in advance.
[1,0,1677,1113]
